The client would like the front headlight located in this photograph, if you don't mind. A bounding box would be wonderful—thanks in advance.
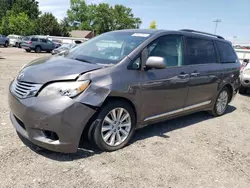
[39,80,90,98]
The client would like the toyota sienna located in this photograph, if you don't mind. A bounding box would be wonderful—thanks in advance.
[9,29,241,153]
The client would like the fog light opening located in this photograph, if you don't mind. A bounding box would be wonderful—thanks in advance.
[43,131,59,141]
[244,80,249,84]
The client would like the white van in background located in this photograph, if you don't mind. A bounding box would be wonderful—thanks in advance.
[7,35,23,48]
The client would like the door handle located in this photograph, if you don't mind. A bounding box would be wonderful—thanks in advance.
[190,72,200,77]
[178,73,189,79]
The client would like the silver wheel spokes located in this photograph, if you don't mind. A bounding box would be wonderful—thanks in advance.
[101,108,131,146]
[216,91,228,114]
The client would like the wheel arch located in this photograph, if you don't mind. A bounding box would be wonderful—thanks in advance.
[35,45,42,50]
[80,96,138,146]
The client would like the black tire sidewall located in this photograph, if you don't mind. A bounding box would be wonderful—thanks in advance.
[213,87,230,116]
[93,101,136,151]
[35,46,41,53]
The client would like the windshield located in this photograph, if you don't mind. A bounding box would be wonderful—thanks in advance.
[65,31,151,65]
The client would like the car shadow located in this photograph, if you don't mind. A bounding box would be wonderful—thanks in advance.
[240,89,250,96]
[132,105,236,143]
[18,105,236,161]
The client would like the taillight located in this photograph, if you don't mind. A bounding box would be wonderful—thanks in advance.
[28,41,32,44]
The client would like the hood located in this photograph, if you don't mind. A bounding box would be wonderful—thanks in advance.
[18,56,103,83]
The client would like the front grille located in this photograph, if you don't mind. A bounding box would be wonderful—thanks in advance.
[11,79,42,99]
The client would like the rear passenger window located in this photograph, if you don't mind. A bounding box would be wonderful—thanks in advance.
[216,41,237,63]
[185,38,216,65]
[40,39,47,43]
[31,38,38,42]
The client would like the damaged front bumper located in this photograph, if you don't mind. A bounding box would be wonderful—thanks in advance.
[8,87,96,153]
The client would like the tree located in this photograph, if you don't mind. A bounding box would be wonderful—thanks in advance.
[10,0,40,19]
[36,13,61,36]
[59,18,71,37]
[1,0,40,21]
[66,0,142,35]
[149,21,157,29]
[0,12,35,35]
[0,0,11,22]
[67,0,89,26]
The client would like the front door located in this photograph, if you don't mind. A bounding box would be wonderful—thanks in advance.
[140,35,190,123]
[183,37,224,108]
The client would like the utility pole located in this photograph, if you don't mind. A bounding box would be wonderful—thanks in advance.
[213,19,221,34]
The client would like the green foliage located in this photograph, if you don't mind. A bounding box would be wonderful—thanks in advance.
[0,12,35,36]
[67,0,142,35]
[149,21,157,29]
[36,13,61,36]
[10,0,40,19]
[59,18,71,37]
[67,0,89,24]
[0,0,142,37]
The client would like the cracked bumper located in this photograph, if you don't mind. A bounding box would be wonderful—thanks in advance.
[8,88,96,153]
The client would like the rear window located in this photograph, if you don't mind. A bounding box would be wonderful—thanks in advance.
[216,41,237,63]
[22,37,30,41]
[31,38,38,42]
[185,37,217,65]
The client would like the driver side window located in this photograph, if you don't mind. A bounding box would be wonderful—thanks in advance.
[148,35,183,67]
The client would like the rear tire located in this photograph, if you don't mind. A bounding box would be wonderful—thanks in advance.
[35,46,41,53]
[15,42,18,47]
[91,100,136,151]
[239,86,246,94]
[210,87,230,117]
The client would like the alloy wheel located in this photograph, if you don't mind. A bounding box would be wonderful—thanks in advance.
[216,90,228,115]
[101,108,131,146]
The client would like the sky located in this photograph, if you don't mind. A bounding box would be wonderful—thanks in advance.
[37,0,250,43]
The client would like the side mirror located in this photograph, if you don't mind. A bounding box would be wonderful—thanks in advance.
[145,56,166,69]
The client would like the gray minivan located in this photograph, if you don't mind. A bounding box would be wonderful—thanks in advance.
[9,29,241,153]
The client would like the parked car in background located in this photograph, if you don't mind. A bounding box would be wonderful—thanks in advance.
[8,35,23,48]
[21,36,55,53]
[51,43,78,55]
[50,39,62,49]
[0,34,9,47]
[9,29,240,153]
[239,59,250,94]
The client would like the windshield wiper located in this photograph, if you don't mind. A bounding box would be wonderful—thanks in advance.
[74,57,95,64]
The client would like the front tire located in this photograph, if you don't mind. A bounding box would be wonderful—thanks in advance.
[91,100,136,151]
[25,49,31,52]
[210,87,230,116]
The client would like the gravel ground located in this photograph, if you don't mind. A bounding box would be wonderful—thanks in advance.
[0,48,250,188]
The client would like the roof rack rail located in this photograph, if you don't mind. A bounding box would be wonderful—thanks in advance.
[179,29,224,39]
